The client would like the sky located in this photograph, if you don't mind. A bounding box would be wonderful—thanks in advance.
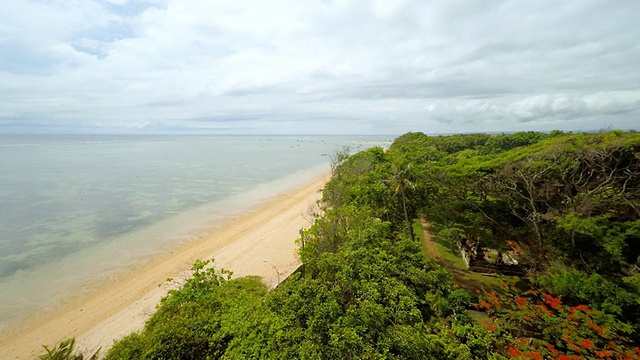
[0,0,638,135]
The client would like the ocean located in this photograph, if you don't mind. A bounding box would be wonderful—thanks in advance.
[0,134,391,330]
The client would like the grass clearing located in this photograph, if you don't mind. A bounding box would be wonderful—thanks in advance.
[418,220,515,292]
[432,235,467,270]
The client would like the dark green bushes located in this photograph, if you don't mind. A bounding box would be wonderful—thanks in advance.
[106,261,270,359]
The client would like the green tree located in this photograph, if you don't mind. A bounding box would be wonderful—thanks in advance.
[388,161,416,242]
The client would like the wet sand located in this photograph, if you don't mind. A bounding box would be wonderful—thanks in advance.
[0,174,328,359]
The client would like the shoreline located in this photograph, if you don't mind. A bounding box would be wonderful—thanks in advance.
[0,172,329,359]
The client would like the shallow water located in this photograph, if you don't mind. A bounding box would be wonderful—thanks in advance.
[0,134,390,329]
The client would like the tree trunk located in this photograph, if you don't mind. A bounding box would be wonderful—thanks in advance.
[400,182,415,242]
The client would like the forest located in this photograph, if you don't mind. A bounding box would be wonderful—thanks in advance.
[44,130,640,359]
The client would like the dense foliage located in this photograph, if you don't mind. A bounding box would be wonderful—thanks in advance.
[388,130,640,357]
[44,130,640,359]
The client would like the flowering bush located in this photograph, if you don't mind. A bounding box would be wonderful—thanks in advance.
[475,282,640,359]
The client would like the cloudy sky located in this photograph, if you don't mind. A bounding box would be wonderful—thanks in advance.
[1,0,638,134]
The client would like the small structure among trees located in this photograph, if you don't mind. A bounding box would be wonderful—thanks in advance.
[459,237,529,276]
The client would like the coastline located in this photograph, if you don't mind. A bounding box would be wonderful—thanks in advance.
[0,172,329,359]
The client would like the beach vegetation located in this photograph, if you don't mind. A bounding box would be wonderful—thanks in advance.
[39,338,99,360]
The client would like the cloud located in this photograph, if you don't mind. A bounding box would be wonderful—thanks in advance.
[425,91,640,131]
[1,0,639,134]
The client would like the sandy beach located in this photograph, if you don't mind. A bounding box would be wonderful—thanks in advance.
[0,174,328,359]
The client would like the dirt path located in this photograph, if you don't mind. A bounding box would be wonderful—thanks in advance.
[0,174,328,360]
[420,219,440,260]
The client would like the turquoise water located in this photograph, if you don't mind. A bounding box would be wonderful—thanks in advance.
[0,134,391,328]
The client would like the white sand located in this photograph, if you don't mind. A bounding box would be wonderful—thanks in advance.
[0,174,327,359]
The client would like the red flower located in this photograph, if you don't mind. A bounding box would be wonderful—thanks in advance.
[595,350,614,357]
[478,300,491,310]
[558,355,572,360]
[581,339,594,349]
[587,321,604,334]
[547,344,558,354]
[486,324,495,332]
[517,297,527,306]
[570,304,589,313]
[508,346,519,357]
[527,352,542,360]
[486,292,501,308]
[542,293,562,309]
